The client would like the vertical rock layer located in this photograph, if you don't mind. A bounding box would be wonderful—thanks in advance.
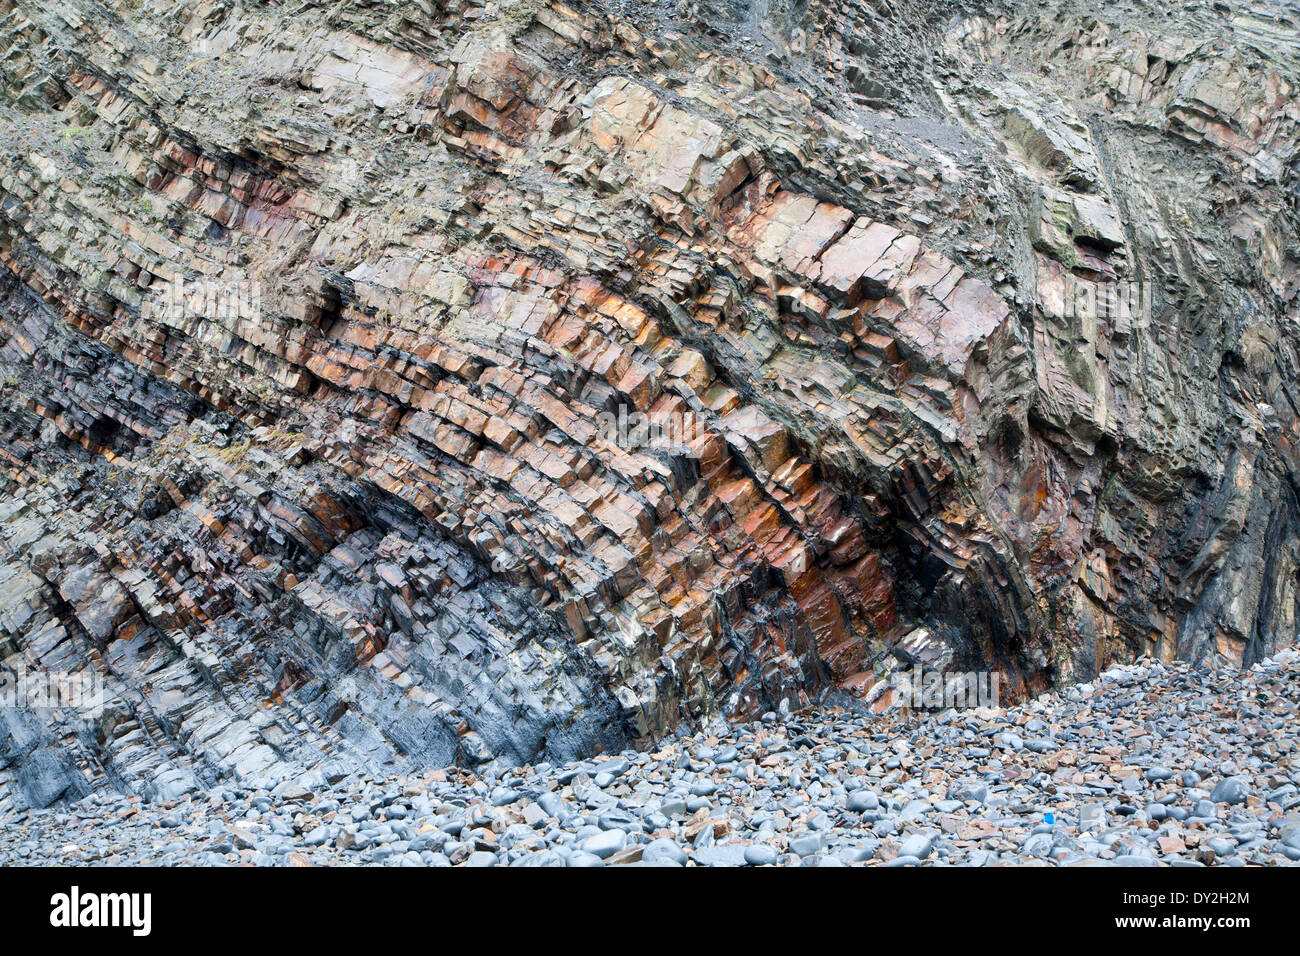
[1,0,1297,809]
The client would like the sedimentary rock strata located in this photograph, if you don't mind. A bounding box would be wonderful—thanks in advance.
[1,0,1298,810]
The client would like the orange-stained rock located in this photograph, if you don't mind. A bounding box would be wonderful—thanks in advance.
[1,0,1297,805]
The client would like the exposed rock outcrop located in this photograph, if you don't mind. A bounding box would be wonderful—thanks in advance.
[1,0,1297,811]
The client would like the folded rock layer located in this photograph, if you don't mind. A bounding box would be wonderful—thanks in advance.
[1,0,1297,810]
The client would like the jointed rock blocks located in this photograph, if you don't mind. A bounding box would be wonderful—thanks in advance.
[0,0,1298,810]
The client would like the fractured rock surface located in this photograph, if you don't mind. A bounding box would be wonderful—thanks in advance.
[1,0,1298,810]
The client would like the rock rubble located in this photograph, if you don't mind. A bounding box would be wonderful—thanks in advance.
[3,651,1297,866]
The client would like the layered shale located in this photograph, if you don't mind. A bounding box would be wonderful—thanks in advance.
[1,0,1298,813]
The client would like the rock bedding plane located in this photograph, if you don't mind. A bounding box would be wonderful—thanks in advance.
[1,0,1299,831]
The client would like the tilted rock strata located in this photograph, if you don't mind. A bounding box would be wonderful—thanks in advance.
[0,0,1297,810]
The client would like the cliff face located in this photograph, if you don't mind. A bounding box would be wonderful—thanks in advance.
[1,0,1297,810]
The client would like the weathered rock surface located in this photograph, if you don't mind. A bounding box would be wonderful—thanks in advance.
[1,0,1298,810]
